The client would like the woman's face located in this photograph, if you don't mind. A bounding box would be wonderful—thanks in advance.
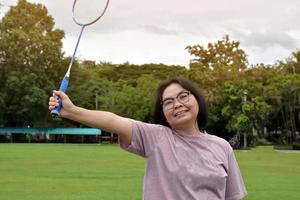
[161,83,199,130]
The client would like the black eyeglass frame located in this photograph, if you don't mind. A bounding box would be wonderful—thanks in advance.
[161,91,191,110]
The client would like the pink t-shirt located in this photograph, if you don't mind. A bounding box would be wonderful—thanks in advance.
[120,120,247,200]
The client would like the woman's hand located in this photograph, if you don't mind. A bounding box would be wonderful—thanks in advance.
[48,90,75,118]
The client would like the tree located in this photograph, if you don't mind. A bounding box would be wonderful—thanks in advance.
[216,78,274,148]
[186,35,248,71]
[0,0,64,126]
[185,36,247,105]
[277,50,300,74]
[119,74,160,121]
[275,74,300,144]
[218,81,252,145]
[3,71,50,126]
[96,75,160,122]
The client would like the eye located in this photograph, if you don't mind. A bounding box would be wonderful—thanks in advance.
[163,100,174,107]
[178,92,189,101]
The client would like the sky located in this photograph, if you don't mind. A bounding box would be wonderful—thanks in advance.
[1,0,300,67]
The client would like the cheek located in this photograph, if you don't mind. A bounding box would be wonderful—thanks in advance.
[163,109,174,124]
[163,109,171,119]
[189,99,200,115]
[195,103,200,114]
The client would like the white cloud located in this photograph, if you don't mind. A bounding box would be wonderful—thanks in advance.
[1,0,300,66]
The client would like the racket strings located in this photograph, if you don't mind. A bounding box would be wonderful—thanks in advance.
[72,0,110,26]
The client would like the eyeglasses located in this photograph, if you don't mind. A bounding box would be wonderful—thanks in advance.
[161,91,191,110]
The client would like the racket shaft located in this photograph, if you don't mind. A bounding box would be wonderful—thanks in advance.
[51,76,69,116]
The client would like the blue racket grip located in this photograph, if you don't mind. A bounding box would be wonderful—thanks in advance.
[51,77,69,116]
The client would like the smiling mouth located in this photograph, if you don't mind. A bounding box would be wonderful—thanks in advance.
[174,110,189,117]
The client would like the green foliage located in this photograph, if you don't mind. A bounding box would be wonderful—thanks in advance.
[0,0,299,146]
[231,114,251,133]
[92,62,188,83]
[217,81,251,134]
[277,50,300,74]
[186,35,248,71]
[274,74,300,144]
[256,137,273,145]
[0,0,64,75]
[69,72,161,122]
[114,74,160,121]
[4,71,49,124]
[0,0,65,126]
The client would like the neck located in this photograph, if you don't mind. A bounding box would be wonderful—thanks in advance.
[174,123,200,136]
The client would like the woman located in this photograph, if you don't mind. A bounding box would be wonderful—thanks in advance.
[48,78,247,200]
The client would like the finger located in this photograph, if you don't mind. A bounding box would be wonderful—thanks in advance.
[48,100,58,106]
[52,90,58,96]
[49,104,55,110]
[49,97,57,104]
[53,90,68,100]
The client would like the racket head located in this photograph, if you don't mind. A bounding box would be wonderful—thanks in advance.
[72,0,110,26]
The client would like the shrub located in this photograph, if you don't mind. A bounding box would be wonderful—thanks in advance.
[292,143,300,150]
[257,137,273,145]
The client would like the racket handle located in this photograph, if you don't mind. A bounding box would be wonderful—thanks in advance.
[51,77,69,116]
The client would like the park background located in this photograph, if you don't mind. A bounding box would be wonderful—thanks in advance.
[0,0,299,199]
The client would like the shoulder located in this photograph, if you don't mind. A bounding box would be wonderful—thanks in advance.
[204,132,233,154]
[131,119,173,135]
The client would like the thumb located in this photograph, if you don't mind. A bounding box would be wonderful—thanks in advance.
[53,90,68,100]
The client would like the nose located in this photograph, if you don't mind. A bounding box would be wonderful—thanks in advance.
[173,99,183,109]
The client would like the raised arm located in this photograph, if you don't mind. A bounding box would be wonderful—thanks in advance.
[48,90,132,145]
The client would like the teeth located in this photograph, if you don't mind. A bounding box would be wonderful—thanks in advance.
[175,110,186,116]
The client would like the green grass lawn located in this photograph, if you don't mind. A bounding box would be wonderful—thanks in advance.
[236,146,300,200]
[0,144,299,200]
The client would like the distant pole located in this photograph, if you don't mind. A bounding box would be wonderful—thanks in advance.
[243,90,248,149]
[243,90,247,104]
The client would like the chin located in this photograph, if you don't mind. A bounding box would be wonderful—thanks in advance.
[170,116,194,128]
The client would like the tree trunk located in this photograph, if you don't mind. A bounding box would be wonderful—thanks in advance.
[243,133,247,149]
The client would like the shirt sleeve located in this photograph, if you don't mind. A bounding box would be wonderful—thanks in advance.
[225,149,248,200]
[119,119,166,158]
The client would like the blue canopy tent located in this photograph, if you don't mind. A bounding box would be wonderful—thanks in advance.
[0,128,102,143]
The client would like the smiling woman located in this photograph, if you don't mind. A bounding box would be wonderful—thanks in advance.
[48,78,247,200]
[153,79,208,132]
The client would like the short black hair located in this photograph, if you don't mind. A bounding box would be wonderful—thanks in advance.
[153,78,208,129]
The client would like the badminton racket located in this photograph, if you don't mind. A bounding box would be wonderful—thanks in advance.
[51,0,110,116]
